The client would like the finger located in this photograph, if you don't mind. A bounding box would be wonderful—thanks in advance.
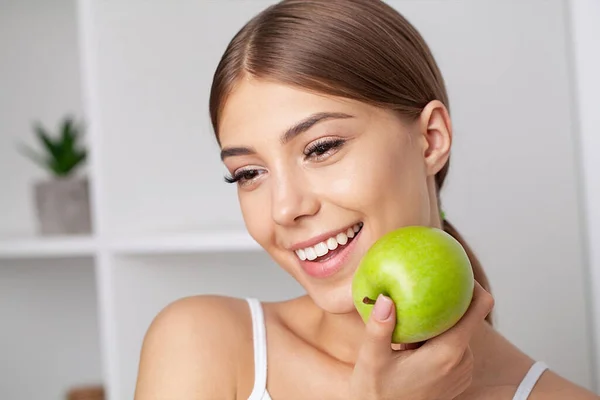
[454,346,475,392]
[456,345,474,374]
[392,342,422,351]
[356,294,397,366]
[422,281,494,351]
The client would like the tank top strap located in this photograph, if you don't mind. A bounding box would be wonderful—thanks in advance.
[245,298,269,400]
[512,361,549,400]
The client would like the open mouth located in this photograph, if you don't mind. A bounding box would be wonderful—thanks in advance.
[295,222,363,262]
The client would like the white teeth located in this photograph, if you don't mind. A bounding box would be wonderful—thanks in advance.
[326,237,338,250]
[295,249,306,261]
[305,247,317,261]
[336,232,348,245]
[295,222,363,261]
[314,242,328,257]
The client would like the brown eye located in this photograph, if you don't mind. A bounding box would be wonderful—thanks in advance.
[224,168,264,186]
[304,138,345,160]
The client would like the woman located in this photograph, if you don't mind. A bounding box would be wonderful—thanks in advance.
[135,1,598,399]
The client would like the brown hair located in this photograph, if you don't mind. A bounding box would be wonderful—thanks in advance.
[209,0,492,323]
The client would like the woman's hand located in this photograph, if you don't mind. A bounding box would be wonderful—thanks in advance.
[349,281,494,400]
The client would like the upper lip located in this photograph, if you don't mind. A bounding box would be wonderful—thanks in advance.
[288,222,361,251]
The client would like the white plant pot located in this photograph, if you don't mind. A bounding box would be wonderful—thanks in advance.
[34,175,92,235]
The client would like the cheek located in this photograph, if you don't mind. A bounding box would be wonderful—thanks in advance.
[239,192,272,245]
[323,141,430,224]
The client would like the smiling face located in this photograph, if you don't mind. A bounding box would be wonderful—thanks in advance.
[218,77,452,314]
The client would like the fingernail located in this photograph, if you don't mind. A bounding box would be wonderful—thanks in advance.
[372,294,393,321]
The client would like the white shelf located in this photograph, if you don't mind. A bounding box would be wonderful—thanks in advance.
[108,231,261,255]
[0,231,262,259]
[0,235,97,259]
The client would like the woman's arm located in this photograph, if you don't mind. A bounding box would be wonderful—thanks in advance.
[134,296,240,400]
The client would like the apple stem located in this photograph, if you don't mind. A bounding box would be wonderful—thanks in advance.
[362,296,377,305]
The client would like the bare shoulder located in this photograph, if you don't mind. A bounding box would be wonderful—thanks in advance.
[471,376,599,400]
[529,369,599,399]
[464,322,599,399]
[134,295,254,400]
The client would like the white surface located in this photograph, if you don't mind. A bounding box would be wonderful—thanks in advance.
[567,0,600,387]
[0,257,102,400]
[75,0,120,395]
[0,237,97,259]
[0,0,86,238]
[0,2,102,400]
[1,0,598,399]
[0,235,96,259]
[0,231,261,259]
[87,1,273,236]
[108,231,260,255]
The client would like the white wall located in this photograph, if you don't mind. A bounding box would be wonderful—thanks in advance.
[568,0,600,385]
[0,257,102,400]
[0,2,102,400]
[0,0,86,238]
[396,0,594,389]
[84,0,269,236]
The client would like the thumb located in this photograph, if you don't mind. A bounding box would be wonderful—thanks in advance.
[357,294,396,363]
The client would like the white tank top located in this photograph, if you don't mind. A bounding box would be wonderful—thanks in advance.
[245,298,548,400]
[246,297,273,400]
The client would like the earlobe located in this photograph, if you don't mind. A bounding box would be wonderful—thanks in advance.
[419,100,452,175]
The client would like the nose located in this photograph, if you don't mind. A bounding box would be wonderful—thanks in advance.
[271,171,320,226]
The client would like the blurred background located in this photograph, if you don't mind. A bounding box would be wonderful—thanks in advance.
[0,0,598,399]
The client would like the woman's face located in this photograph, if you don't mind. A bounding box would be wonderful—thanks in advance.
[218,78,451,314]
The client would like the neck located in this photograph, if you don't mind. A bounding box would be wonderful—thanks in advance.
[310,300,370,365]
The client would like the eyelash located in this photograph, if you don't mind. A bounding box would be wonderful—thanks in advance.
[224,138,346,185]
[224,169,260,185]
[304,138,346,160]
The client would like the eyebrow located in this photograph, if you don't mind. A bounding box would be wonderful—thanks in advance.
[220,111,354,161]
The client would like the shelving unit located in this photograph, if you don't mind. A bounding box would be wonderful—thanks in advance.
[0,235,97,259]
[0,256,103,399]
[0,231,260,260]
[1,0,598,399]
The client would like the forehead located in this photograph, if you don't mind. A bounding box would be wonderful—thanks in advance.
[218,77,372,146]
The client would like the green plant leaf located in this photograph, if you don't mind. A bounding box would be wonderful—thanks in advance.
[58,148,87,175]
[34,122,62,161]
[61,116,76,149]
[19,116,88,177]
[61,116,74,140]
[69,149,87,171]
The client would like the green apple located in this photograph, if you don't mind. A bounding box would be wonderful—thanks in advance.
[352,225,474,344]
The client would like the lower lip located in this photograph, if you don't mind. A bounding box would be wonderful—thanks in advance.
[297,228,362,279]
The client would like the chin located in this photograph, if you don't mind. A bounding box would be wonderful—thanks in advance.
[308,282,358,314]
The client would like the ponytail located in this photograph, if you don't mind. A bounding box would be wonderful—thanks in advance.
[442,218,494,325]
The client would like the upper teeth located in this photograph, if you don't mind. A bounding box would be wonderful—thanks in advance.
[295,223,363,261]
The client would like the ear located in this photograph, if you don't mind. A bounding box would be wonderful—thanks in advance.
[418,100,452,176]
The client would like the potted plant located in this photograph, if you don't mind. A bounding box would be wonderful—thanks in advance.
[18,115,92,235]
